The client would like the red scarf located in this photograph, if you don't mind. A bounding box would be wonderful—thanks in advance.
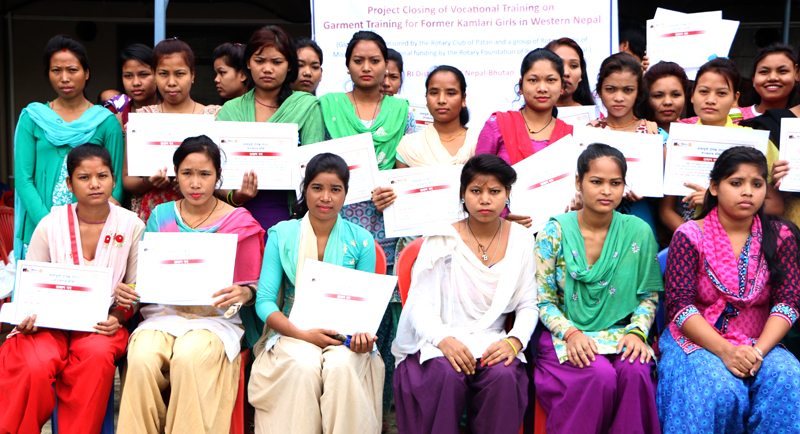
[494,110,573,164]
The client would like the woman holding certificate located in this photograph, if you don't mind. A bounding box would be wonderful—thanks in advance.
[657,146,800,433]
[249,153,382,434]
[0,144,144,434]
[118,136,265,434]
[127,38,221,224]
[392,154,538,434]
[14,35,124,260]
[533,144,662,434]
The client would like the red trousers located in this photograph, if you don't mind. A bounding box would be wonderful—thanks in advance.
[0,328,128,434]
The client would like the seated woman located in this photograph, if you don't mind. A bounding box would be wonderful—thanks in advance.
[658,146,800,433]
[249,153,382,434]
[392,154,538,434]
[0,144,144,434]
[534,144,662,434]
[117,135,265,434]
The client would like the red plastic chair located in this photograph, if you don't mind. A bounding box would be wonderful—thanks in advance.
[0,207,13,258]
[374,242,387,275]
[1,191,12,208]
[230,348,251,434]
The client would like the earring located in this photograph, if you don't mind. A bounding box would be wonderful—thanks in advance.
[506,199,510,205]
[461,199,465,204]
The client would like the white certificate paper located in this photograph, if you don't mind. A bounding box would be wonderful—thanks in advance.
[126,113,215,177]
[213,121,298,190]
[295,133,380,206]
[288,260,397,336]
[0,261,113,332]
[557,106,597,127]
[778,118,800,192]
[573,127,665,197]
[664,123,769,196]
[647,14,720,72]
[510,135,578,233]
[410,104,434,133]
[136,232,238,305]
[380,165,464,238]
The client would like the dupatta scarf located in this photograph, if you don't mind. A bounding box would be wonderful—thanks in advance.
[395,124,478,167]
[493,110,573,164]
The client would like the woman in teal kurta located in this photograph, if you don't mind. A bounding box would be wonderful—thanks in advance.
[14,35,124,260]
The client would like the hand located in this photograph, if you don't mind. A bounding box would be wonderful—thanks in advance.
[371,186,396,213]
[16,315,39,335]
[349,332,377,354]
[773,160,790,188]
[300,328,344,349]
[147,167,171,189]
[212,285,253,308]
[481,337,521,367]
[438,336,477,374]
[566,192,584,212]
[115,283,139,308]
[623,190,643,202]
[233,171,258,204]
[94,312,124,337]
[641,52,650,71]
[616,332,652,364]
[506,213,532,228]
[565,328,597,368]
[682,183,707,209]
[720,344,762,378]
[750,358,763,377]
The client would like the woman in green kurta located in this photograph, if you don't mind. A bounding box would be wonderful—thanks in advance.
[216,25,325,349]
[14,35,124,260]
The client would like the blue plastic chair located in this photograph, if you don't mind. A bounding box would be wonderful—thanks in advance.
[51,380,115,433]
[655,248,669,333]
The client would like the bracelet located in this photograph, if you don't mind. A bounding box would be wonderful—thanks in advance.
[627,328,647,342]
[753,345,764,358]
[227,190,243,207]
[565,329,582,342]
[243,284,257,306]
[127,283,136,290]
[503,338,519,356]
[141,176,152,187]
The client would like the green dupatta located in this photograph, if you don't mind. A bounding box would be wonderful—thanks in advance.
[216,89,325,145]
[551,211,662,331]
[319,92,409,170]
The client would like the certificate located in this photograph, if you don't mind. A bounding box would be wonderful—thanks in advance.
[510,135,578,233]
[778,118,800,192]
[557,105,597,127]
[136,232,238,305]
[126,113,215,177]
[295,133,380,206]
[0,261,113,332]
[664,123,769,196]
[380,165,464,238]
[410,104,434,133]
[573,127,664,197]
[288,259,398,336]
[213,121,298,190]
[647,14,720,73]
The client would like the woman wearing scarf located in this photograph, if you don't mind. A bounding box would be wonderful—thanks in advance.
[534,144,662,434]
[0,145,143,434]
[392,155,538,434]
[14,35,124,261]
[249,153,382,434]
[117,136,264,434]
[658,146,800,433]
[215,25,325,350]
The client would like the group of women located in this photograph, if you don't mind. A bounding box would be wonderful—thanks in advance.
[1,23,799,434]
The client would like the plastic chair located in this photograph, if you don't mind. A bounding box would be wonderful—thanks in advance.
[374,242,387,275]
[0,207,13,259]
[230,348,251,434]
[1,191,12,208]
[51,371,116,434]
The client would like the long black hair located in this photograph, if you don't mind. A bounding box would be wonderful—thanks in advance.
[244,25,297,105]
[698,146,800,285]
[173,135,224,186]
[517,48,564,117]
[544,38,594,106]
[345,31,389,65]
[425,65,469,126]
[459,154,516,213]
[293,153,350,218]
[576,143,627,184]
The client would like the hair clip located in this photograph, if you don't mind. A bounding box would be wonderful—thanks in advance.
[170,36,179,41]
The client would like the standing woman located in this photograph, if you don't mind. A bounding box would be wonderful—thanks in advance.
[216,25,325,348]
[657,146,800,433]
[0,144,144,434]
[534,144,662,434]
[118,136,264,434]
[212,42,249,101]
[380,49,404,97]
[290,37,324,95]
[248,153,382,434]
[319,30,413,274]
[14,35,124,261]
[127,38,221,224]
[545,38,595,107]
[105,43,160,130]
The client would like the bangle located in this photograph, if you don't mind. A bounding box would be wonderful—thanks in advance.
[627,329,647,342]
[753,345,764,358]
[565,329,582,342]
[243,284,257,306]
[503,338,519,356]
[141,176,152,187]
[227,190,243,207]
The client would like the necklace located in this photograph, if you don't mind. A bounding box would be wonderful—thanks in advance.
[354,92,383,123]
[255,96,279,109]
[161,101,196,114]
[75,206,107,225]
[466,218,502,262]
[179,197,219,229]
[521,109,554,134]
[606,117,639,129]
[440,128,467,142]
